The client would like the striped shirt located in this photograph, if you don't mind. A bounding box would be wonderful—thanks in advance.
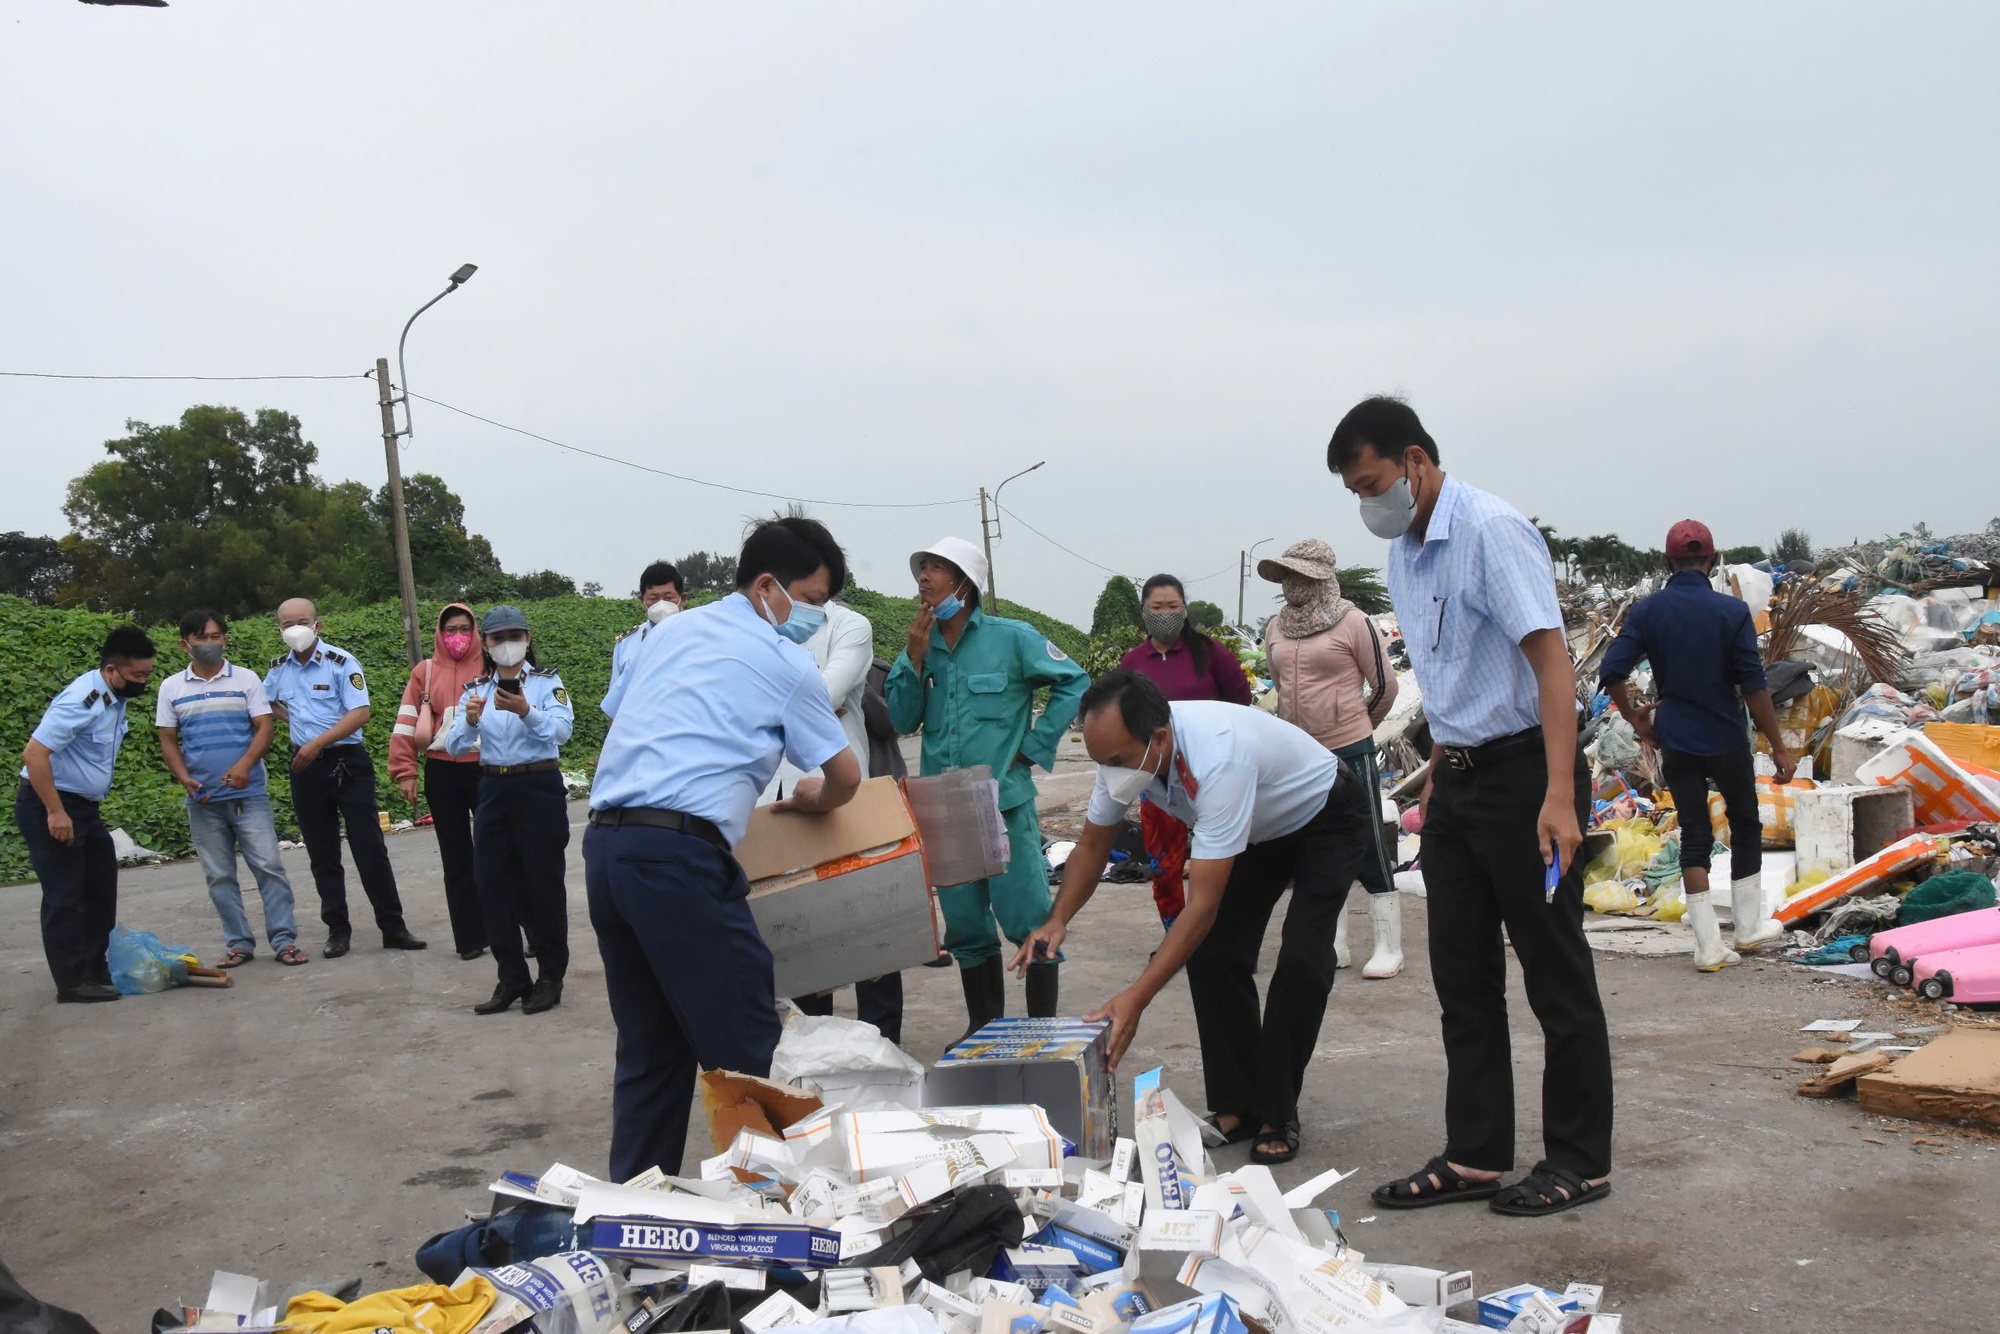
[156,661,270,801]
[1385,475,1564,748]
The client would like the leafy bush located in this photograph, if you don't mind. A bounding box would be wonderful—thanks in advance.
[2,588,1085,883]
[1089,577,1140,639]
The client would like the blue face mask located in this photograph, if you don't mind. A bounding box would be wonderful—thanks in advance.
[759,589,826,645]
[933,582,970,621]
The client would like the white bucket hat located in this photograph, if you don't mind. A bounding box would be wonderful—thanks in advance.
[909,536,989,594]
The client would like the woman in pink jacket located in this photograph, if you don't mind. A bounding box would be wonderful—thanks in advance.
[1259,540,1404,978]
[388,603,489,959]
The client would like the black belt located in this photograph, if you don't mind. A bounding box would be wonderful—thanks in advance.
[482,760,560,776]
[588,805,729,852]
[1437,726,1544,772]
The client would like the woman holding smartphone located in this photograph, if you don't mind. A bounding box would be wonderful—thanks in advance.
[443,605,575,1015]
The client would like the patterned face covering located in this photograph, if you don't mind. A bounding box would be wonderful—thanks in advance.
[1278,572,1355,639]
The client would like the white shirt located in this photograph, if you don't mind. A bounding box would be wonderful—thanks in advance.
[1086,700,1342,860]
[762,600,875,801]
[1385,475,1564,748]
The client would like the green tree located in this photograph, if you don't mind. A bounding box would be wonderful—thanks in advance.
[1721,544,1766,565]
[514,570,578,600]
[0,533,70,604]
[1186,599,1225,631]
[1089,575,1140,639]
[675,550,738,595]
[61,405,393,620]
[1772,528,1814,565]
[369,472,508,598]
[1337,565,1393,616]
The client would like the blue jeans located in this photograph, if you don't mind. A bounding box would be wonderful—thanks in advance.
[187,795,298,952]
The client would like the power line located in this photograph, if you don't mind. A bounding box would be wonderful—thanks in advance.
[1181,559,1240,586]
[997,503,1131,578]
[404,388,974,512]
[0,370,369,382]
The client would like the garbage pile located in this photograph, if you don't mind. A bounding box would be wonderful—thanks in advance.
[153,1017,1625,1334]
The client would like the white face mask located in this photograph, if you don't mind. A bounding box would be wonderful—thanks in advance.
[1100,736,1160,806]
[1358,466,1419,540]
[490,640,529,668]
[645,599,679,625]
[281,624,318,654]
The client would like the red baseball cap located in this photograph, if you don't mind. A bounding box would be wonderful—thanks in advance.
[1665,519,1716,559]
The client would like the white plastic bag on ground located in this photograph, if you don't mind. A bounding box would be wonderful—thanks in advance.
[772,1014,927,1111]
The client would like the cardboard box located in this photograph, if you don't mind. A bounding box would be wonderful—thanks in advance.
[1129,1294,1248,1334]
[573,1183,840,1268]
[840,1107,1053,1175]
[738,778,940,998]
[928,1019,1115,1158]
[1365,1264,1474,1308]
[1475,1286,1577,1330]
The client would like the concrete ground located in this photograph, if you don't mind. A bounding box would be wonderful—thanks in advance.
[5,763,1998,1332]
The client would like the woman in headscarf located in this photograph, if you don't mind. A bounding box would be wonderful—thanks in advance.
[1119,573,1255,928]
[1260,540,1403,977]
[388,603,489,960]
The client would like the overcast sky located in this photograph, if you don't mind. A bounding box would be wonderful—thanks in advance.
[4,3,1996,627]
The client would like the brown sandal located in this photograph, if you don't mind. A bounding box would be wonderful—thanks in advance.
[274,945,310,966]
[216,948,253,969]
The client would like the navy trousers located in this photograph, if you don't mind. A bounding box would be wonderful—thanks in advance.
[474,769,570,989]
[585,821,782,1182]
[289,745,408,937]
[15,784,117,992]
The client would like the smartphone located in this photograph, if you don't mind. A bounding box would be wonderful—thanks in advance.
[496,678,524,696]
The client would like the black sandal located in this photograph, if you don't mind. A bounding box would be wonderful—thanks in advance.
[1251,1122,1300,1164]
[1203,1112,1261,1147]
[1490,1162,1610,1217]
[1372,1155,1504,1210]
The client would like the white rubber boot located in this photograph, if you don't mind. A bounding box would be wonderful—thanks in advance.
[1362,891,1405,979]
[1731,874,1784,952]
[1334,901,1352,969]
[1686,891,1741,972]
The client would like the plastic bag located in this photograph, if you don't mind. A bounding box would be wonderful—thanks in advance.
[107,925,195,995]
[1900,870,1998,926]
[1583,820,1663,885]
[1583,877,1645,914]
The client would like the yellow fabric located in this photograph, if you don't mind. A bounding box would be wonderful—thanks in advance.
[285,1278,496,1334]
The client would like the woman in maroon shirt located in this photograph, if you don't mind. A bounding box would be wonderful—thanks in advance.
[1118,574,1255,926]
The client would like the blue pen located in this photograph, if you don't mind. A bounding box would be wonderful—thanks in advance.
[1544,842,1562,905]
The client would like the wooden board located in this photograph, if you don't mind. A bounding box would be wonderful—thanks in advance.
[1856,1027,2000,1129]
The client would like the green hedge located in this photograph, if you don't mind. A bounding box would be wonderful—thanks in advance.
[1,589,1084,883]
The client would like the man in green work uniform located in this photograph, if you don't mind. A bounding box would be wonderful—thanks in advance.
[888,537,1090,1037]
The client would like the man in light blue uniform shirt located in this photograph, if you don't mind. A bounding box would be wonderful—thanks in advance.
[588,516,862,1181]
[1329,396,1611,1220]
[156,608,304,968]
[263,597,423,958]
[605,559,685,718]
[16,625,157,1002]
[446,604,577,1016]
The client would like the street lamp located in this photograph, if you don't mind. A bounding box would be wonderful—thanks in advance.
[375,262,478,665]
[979,460,1046,606]
[1238,537,1274,629]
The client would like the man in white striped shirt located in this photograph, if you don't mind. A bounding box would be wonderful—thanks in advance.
[1329,396,1612,1220]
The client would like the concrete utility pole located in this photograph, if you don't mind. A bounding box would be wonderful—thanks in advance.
[981,461,1047,608]
[377,357,423,667]
[381,262,478,667]
[1238,537,1274,630]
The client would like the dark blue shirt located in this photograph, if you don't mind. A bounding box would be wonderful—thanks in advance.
[1599,570,1767,756]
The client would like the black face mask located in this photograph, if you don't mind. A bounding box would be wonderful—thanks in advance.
[109,675,150,700]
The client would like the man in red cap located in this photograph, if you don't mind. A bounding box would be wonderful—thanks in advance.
[1599,520,1796,971]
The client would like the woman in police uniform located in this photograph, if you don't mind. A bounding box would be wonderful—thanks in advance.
[443,606,575,1015]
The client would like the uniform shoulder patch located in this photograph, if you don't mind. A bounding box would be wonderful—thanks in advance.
[1047,641,1069,661]
[468,675,492,689]
[552,687,570,706]
[348,672,365,690]
[324,649,349,665]
[269,654,288,670]
[81,689,102,708]
[615,622,645,643]
[529,665,558,677]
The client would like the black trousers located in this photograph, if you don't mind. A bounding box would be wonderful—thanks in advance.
[289,745,408,937]
[586,821,781,1181]
[1422,736,1613,1179]
[794,975,905,1045]
[1185,772,1374,1130]
[474,769,571,989]
[425,757,488,954]
[1661,746,1760,883]
[16,785,117,991]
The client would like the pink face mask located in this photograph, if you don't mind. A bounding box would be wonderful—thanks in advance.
[439,631,475,661]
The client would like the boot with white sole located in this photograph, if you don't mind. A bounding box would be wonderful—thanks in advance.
[1730,874,1785,952]
[1686,890,1741,972]
[1362,891,1405,979]
[1334,904,1351,969]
